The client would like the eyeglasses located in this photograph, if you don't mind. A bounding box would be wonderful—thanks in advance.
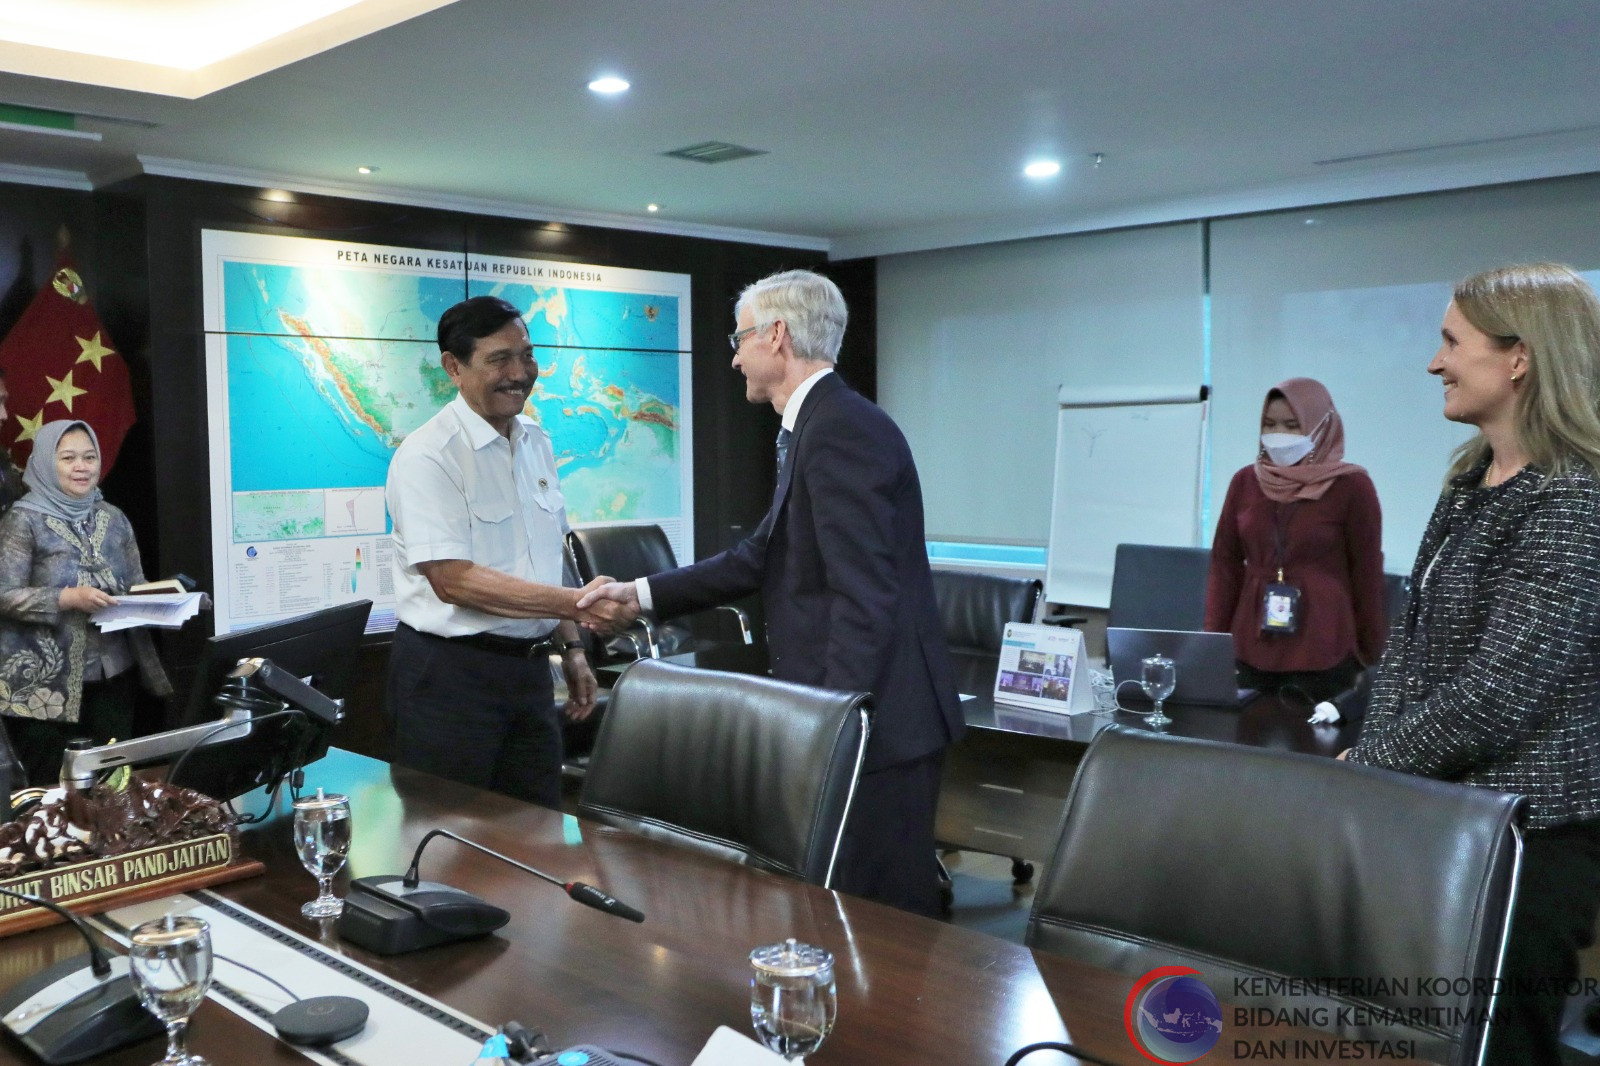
[728,322,772,352]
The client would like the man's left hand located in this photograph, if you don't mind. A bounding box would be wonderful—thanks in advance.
[561,648,598,722]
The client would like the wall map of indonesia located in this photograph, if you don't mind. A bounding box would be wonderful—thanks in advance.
[203,230,691,633]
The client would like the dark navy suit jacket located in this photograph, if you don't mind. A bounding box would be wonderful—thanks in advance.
[650,372,963,771]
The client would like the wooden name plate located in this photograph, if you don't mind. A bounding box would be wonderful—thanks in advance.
[0,832,263,936]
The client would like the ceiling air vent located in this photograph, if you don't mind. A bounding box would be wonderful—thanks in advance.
[662,141,767,164]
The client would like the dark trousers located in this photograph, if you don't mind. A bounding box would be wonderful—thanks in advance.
[8,671,138,788]
[1485,817,1600,1065]
[1236,655,1362,705]
[834,748,946,917]
[387,623,562,809]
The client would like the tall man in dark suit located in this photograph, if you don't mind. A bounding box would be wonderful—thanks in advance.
[577,269,962,914]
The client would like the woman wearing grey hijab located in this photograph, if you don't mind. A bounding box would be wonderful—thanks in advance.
[0,420,170,786]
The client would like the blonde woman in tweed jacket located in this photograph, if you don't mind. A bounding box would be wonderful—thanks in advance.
[1344,263,1600,1066]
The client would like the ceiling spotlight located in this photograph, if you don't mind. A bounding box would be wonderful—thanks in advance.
[588,76,630,94]
[1023,160,1061,180]
[357,165,377,175]
[646,203,660,213]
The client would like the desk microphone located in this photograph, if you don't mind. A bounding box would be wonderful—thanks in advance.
[0,887,162,1064]
[338,828,644,955]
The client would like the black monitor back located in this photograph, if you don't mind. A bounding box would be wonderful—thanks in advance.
[181,600,372,727]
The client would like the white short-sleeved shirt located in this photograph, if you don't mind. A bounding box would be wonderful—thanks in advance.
[387,395,568,638]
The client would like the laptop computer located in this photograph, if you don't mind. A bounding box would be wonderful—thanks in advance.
[1105,627,1256,707]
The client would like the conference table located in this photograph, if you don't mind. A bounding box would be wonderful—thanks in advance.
[606,645,1363,863]
[0,748,1387,1066]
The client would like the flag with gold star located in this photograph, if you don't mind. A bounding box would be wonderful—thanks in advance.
[0,250,136,474]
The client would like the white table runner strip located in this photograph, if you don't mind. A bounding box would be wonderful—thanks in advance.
[93,891,492,1066]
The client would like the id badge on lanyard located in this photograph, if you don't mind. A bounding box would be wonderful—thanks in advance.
[1261,502,1301,635]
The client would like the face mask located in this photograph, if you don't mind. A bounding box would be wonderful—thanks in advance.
[1261,432,1315,467]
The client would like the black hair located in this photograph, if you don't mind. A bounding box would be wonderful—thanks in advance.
[436,296,523,363]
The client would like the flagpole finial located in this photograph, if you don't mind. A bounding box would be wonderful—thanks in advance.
[55,225,70,255]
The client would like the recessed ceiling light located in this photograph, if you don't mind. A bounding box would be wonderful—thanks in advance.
[1023,160,1061,180]
[646,203,660,213]
[588,76,630,95]
[357,165,378,175]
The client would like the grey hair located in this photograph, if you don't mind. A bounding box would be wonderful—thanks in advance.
[736,269,847,364]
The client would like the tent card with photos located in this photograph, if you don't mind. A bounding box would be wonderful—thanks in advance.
[992,622,1096,715]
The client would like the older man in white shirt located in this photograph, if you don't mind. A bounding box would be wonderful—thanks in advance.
[386,295,632,807]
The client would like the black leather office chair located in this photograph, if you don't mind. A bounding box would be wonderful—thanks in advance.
[932,569,1043,655]
[1107,543,1211,631]
[566,525,751,663]
[1383,571,1411,627]
[1028,726,1524,1066]
[930,569,1044,898]
[578,660,871,888]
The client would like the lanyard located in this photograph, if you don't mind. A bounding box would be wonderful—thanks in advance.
[1270,501,1299,583]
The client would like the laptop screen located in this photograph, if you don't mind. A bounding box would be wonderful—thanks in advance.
[1105,627,1251,707]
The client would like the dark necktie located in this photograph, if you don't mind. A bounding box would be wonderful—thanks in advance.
[775,427,792,482]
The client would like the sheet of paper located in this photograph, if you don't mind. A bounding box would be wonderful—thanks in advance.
[691,1026,789,1066]
[91,592,208,631]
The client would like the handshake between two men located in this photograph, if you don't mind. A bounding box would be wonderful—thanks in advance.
[572,577,643,634]
[573,579,643,634]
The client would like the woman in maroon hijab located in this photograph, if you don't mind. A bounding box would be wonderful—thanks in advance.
[1204,377,1388,702]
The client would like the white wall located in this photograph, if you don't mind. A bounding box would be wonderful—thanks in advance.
[1209,177,1600,568]
[878,223,1204,543]
[878,173,1600,575]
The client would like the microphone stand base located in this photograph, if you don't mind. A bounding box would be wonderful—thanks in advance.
[337,876,509,955]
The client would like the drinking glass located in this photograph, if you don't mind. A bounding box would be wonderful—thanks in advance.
[292,790,351,918]
[1140,655,1177,727]
[750,938,836,1063]
[129,914,213,1066]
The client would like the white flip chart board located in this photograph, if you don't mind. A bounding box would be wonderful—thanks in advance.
[1045,385,1209,608]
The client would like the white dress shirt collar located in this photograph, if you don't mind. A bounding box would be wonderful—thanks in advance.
[449,393,529,449]
[781,366,833,433]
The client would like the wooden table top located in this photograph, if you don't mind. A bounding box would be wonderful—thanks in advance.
[0,748,1396,1065]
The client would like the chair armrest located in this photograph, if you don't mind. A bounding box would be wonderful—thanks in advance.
[712,605,754,645]
[610,628,648,660]
[631,616,661,658]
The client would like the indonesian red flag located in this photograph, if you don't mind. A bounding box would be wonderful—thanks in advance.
[0,253,136,474]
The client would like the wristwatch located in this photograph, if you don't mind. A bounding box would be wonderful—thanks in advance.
[557,640,586,654]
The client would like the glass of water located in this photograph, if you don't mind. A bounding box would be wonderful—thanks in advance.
[129,914,213,1066]
[292,789,351,919]
[1140,655,1177,727]
[750,938,836,1063]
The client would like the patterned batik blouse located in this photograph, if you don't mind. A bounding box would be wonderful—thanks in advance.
[0,502,171,725]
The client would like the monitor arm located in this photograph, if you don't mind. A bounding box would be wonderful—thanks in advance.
[59,657,345,791]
